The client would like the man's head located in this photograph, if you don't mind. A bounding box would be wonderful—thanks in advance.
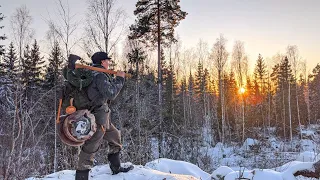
[91,52,111,68]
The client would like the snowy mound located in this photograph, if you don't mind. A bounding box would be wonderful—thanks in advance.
[145,158,211,179]
[26,159,207,180]
[211,161,315,180]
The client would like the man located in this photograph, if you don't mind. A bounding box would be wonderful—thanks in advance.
[74,52,133,180]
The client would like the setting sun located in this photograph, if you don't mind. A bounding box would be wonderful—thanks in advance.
[239,87,246,94]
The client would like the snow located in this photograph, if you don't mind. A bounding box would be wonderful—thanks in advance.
[145,158,211,179]
[211,166,234,179]
[25,127,320,180]
[25,156,317,180]
[296,151,320,162]
[300,139,316,151]
[241,138,259,151]
[26,159,205,180]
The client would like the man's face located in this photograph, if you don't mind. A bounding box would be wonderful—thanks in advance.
[101,59,110,69]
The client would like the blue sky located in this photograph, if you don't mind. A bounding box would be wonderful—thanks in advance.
[1,0,319,71]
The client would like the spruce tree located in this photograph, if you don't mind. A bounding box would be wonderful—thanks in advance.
[22,44,32,87]
[3,42,19,81]
[0,5,6,55]
[253,54,268,95]
[308,64,320,123]
[195,61,204,98]
[44,41,63,88]
[30,39,45,86]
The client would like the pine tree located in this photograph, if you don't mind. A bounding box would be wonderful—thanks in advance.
[127,45,147,78]
[129,0,187,47]
[44,41,63,88]
[130,1,187,130]
[0,5,6,55]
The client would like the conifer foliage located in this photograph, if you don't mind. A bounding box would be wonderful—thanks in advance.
[129,0,187,47]
[0,5,6,55]
[44,41,63,88]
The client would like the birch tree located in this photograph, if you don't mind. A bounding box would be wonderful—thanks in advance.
[84,0,126,57]
[287,45,302,139]
[232,40,248,142]
[10,5,33,67]
[46,0,81,61]
[210,34,228,143]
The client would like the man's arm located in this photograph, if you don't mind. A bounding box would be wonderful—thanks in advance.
[95,73,125,100]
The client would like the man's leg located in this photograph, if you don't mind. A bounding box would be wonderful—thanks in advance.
[76,124,105,180]
[104,123,133,174]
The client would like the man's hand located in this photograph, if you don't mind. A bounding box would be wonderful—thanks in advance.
[116,71,125,78]
[68,54,82,70]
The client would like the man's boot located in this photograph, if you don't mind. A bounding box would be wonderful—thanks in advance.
[75,169,90,180]
[108,152,134,175]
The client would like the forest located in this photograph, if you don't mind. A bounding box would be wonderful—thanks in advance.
[0,0,320,179]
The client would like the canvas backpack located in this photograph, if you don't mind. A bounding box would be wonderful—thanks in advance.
[62,67,95,112]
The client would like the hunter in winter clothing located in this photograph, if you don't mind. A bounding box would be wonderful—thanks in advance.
[74,52,133,180]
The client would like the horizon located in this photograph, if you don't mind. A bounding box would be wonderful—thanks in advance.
[1,0,319,74]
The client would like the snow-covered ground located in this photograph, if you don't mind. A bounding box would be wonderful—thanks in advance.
[26,126,320,180]
[26,159,208,180]
[26,157,316,180]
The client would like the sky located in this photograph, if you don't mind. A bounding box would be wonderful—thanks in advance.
[1,0,319,72]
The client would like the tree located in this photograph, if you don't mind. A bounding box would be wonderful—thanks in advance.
[84,0,127,56]
[2,42,19,82]
[126,38,147,78]
[232,40,248,142]
[309,64,320,124]
[46,0,81,61]
[21,44,32,87]
[0,5,7,55]
[10,5,33,67]
[253,54,268,135]
[210,34,229,143]
[129,0,187,137]
[30,40,45,86]
[287,45,302,138]
[129,0,187,47]
[253,54,268,95]
[45,41,63,88]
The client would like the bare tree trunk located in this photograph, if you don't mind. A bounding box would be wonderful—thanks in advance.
[281,82,286,139]
[288,80,292,142]
[306,77,311,125]
[295,84,302,139]
[5,90,21,180]
[157,0,163,158]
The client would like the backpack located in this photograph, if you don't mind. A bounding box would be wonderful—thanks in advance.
[62,67,94,112]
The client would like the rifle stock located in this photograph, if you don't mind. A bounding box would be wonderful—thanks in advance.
[75,64,132,78]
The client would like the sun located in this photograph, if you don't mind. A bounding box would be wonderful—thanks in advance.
[239,87,246,94]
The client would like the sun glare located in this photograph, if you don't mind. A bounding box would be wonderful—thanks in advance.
[239,87,246,94]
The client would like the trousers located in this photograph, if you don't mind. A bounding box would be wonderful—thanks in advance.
[77,107,122,170]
